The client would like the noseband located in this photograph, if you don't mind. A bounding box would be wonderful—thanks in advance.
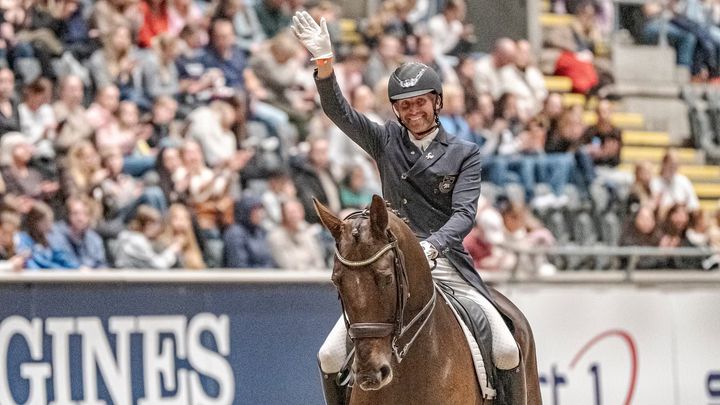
[334,210,437,362]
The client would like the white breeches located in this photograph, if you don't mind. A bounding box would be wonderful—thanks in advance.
[318,258,520,373]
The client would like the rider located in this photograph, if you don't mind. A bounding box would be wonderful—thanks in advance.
[291,11,521,404]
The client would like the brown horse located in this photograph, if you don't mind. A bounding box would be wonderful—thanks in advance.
[315,195,542,405]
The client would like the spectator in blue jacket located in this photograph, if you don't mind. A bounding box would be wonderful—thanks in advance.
[17,201,78,270]
[223,195,275,268]
[49,197,107,269]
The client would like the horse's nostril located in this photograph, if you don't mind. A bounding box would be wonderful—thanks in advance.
[379,364,391,380]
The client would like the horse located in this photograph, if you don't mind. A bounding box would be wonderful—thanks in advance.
[314,195,542,405]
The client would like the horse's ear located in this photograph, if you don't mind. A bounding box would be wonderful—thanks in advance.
[369,194,388,237]
[313,198,343,240]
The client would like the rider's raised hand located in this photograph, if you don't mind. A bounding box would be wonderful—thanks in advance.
[291,10,333,60]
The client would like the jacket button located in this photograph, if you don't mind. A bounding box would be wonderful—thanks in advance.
[402,198,408,205]
[401,173,407,180]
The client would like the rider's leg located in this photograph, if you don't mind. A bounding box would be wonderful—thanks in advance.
[432,258,520,370]
[318,317,348,405]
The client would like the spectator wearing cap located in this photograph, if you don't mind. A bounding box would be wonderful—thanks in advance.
[17,201,78,269]
[223,196,275,268]
[0,68,21,135]
[49,197,107,269]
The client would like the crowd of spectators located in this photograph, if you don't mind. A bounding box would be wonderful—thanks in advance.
[0,0,717,272]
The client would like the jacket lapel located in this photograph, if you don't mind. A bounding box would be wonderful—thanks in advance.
[407,129,448,176]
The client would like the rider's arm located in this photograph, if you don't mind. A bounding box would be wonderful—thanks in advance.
[425,147,482,256]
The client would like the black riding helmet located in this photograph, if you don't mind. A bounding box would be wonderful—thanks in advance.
[388,62,443,135]
[388,62,442,101]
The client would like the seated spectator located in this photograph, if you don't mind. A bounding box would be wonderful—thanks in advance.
[60,141,106,202]
[546,107,595,195]
[583,99,622,167]
[96,101,156,177]
[261,168,297,225]
[199,18,247,90]
[48,197,107,269]
[176,140,234,236]
[659,203,691,249]
[145,96,179,148]
[651,149,700,216]
[339,165,373,209]
[86,84,120,132]
[165,203,205,269]
[641,1,700,77]
[291,135,342,224]
[628,161,657,211]
[426,0,474,56]
[97,147,167,223]
[211,0,265,53]
[500,40,547,119]
[686,209,710,248]
[333,45,370,99]
[464,196,511,271]
[168,0,204,36]
[0,133,60,211]
[88,25,144,106]
[113,204,182,269]
[254,0,291,38]
[185,100,239,168]
[499,198,556,276]
[17,201,77,269]
[141,34,181,101]
[619,204,663,269]
[0,68,21,135]
[53,75,93,154]
[267,199,326,270]
[155,145,187,204]
[0,210,24,272]
[363,34,405,89]
[223,196,275,268]
[18,77,56,161]
[414,34,458,84]
[475,38,517,99]
[138,0,170,48]
[90,0,143,39]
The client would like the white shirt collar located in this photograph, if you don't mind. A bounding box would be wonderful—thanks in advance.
[408,128,439,152]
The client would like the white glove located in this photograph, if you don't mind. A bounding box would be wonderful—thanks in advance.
[291,10,333,60]
[420,241,438,261]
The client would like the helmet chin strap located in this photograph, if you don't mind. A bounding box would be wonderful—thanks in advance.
[392,94,443,139]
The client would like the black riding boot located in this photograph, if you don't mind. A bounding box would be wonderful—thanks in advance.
[496,367,527,405]
[319,369,346,405]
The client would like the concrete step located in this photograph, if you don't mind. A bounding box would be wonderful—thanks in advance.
[540,13,575,27]
[620,146,700,164]
[617,163,720,181]
[544,75,572,92]
[700,199,719,213]
[622,131,671,147]
[584,111,645,129]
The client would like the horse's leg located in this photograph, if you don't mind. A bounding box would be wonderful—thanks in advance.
[489,287,543,405]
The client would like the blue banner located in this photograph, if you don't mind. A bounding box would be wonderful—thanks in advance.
[0,281,340,405]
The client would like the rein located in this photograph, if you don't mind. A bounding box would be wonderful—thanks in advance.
[334,210,437,363]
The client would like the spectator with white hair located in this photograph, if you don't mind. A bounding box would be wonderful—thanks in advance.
[475,38,518,99]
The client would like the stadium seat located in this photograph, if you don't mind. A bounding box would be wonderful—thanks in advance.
[620,146,699,164]
[539,13,575,27]
[583,111,645,129]
[544,75,573,92]
[621,131,671,147]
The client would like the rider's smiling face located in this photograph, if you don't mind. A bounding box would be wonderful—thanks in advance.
[393,93,438,139]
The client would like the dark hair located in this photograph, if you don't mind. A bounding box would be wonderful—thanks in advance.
[24,202,54,246]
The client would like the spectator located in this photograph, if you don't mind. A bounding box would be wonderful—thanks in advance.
[261,168,297,225]
[212,0,265,54]
[291,135,342,224]
[90,0,143,39]
[267,198,326,270]
[146,96,179,148]
[426,0,474,56]
[141,34,181,101]
[583,99,622,167]
[0,68,20,135]
[49,197,107,269]
[60,140,107,201]
[86,84,120,131]
[255,0,291,38]
[475,38,517,99]
[17,201,77,269]
[113,204,182,269]
[53,75,93,153]
[619,204,663,269]
[439,83,472,141]
[499,198,557,276]
[414,34,458,84]
[18,77,57,160]
[138,0,170,48]
[339,165,373,209]
[363,34,405,89]
[500,40,548,119]
[199,18,247,90]
[641,1,698,76]
[155,145,186,204]
[223,196,275,268]
[464,196,508,271]
[168,0,204,36]
[186,100,253,168]
[0,210,24,271]
[88,25,143,105]
[0,133,59,210]
[333,45,370,98]
[176,140,234,236]
[164,203,205,269]
[651,149,700,215]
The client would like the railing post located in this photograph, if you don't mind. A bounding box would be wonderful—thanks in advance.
[625,254,638,282]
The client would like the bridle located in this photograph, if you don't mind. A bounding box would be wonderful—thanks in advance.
[334,210,437,363]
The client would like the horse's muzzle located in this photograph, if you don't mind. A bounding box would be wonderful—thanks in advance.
[355,363,393,391]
